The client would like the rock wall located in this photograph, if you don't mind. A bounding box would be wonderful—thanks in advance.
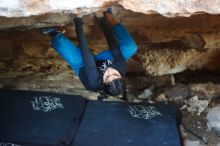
[0,4,220,76]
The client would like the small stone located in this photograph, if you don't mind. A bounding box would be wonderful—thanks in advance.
[155,93,167,102]
[186,96,209,115]
[180,104,187,110]
[133,98,144,103]
[184,140,200,146]
[148,100,155,104]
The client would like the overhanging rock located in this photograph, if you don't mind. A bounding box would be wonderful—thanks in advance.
[0,0,220,76]
[1,0,220,17]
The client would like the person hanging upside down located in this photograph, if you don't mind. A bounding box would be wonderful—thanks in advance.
[40,8,137,101]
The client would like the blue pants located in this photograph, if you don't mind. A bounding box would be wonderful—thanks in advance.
[51,23,137,76]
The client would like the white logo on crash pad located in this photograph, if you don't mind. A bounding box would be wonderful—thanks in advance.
[127,105,162,119]
[0,142,20,146]
[31,96,64,112]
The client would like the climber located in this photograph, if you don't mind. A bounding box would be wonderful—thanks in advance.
[40,8,137,101]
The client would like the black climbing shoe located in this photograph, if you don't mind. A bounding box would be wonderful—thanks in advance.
[104,7,113,14]
[39,27,57,36]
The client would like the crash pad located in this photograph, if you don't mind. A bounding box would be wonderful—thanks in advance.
[73,101,181,146]
[0,90,87,146]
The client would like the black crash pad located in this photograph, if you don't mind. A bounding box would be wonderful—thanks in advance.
[0,90,181,146]
[0,90,87,146]
[73,101,181,146]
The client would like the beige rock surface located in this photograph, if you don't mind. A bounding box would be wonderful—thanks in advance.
[138,48,206,75]
[1,0,220,17]
[120,0,220,17]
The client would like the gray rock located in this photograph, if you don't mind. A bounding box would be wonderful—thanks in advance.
[183,140,200,146]
[138,86,154,99]
[185,96,209,115]
[207,105,220,136]
[165,83,190,101]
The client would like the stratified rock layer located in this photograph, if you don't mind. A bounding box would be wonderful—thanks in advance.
[0,10,220,75]
[0,4,220,75]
